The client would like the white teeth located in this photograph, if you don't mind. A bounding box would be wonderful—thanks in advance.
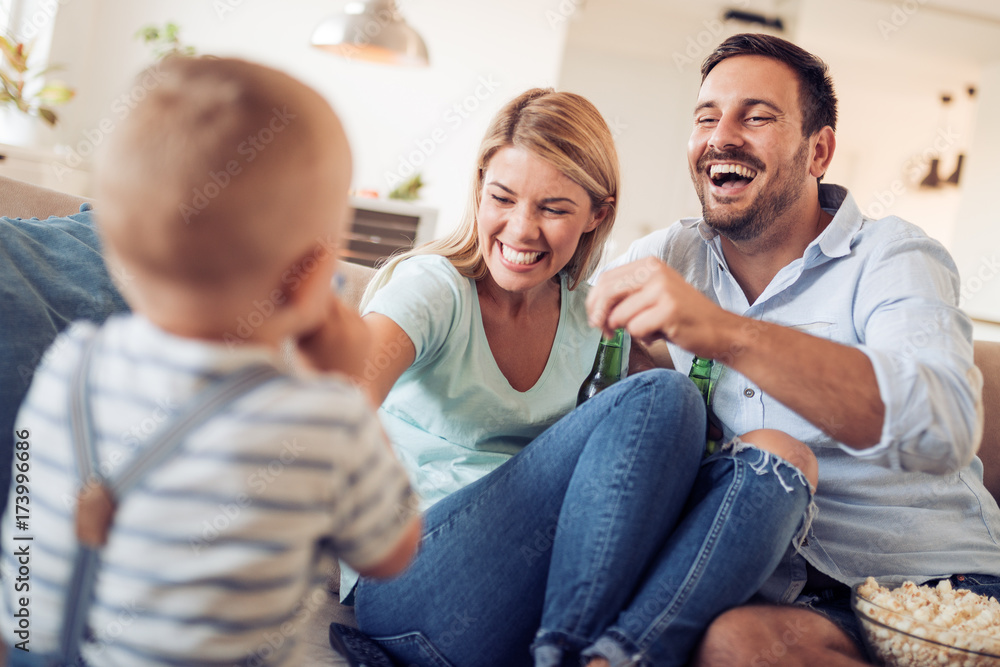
[709,163,758,180]
[500,243,543,265]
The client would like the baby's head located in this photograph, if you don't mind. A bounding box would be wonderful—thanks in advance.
[96,56,352,345]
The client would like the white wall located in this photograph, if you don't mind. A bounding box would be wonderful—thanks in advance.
[559,46,700,259]
[952,59,1000,327]
[797,0,991,250]
[41,0,572,236]
[557,0,1000,268]
[557,0,752,255]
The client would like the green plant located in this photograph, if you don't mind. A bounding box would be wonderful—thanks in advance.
[389,173,424,201]
[135,22,196,60]
[0,35,74,126]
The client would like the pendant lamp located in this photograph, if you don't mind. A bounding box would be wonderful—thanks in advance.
[311,1,429,66]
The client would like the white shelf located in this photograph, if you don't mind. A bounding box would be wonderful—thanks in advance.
[0,143,94,197]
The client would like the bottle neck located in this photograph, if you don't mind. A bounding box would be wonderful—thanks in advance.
[592,329,624,378]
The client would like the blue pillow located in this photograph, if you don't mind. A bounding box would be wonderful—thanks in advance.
[0,204,129,518]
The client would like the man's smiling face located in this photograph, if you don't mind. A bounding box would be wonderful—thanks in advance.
[687,54,815,243]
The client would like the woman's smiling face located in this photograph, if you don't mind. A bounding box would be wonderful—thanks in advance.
[477,145,605,299]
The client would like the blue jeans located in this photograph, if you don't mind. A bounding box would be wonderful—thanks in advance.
[7,652,87,667]
[354,370,812,667]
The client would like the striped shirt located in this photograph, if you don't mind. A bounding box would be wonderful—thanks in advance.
[0,315,417,666]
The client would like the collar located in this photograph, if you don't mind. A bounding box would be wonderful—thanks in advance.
[813,183,863,260]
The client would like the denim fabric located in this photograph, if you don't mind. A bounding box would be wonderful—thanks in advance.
[354,371,812,667]
[569,439,813,667]
[7,651,87,666]
[0,206,128,521]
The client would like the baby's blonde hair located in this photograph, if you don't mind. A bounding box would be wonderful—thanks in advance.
[362,88,619,307]
[97,56,348,295]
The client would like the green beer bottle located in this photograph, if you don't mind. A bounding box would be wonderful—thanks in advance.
[576,328,625,406]
[688,356,720,455]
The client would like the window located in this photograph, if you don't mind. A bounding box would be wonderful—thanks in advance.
[0,0,14,35]
[1,1,58,67]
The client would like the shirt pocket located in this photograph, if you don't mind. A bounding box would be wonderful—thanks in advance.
[787,321,835,334]
[784,321,846,344]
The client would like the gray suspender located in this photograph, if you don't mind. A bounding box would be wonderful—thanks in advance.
[61,330,282,664]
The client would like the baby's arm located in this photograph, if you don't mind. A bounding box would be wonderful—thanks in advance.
[294,292,417,409]
[331,393,422,578]
[355,514,422,578]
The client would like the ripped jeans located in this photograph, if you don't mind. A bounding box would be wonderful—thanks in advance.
[354,371,813,667]
[561,437,815,667]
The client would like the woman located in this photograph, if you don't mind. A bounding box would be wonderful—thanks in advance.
[345,88,817,667]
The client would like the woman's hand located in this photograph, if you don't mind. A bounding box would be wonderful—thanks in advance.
[295,291,371,381]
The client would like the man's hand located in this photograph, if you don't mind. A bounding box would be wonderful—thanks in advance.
[587,256,735,357]
[588,257,884,448]
[295,292,371,380]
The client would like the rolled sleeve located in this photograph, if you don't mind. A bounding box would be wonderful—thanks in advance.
[853,346,984,472]
[843,230,983,473]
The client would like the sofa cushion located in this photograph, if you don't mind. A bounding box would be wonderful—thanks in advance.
[975,340,1000,501]
[0,205,129,518]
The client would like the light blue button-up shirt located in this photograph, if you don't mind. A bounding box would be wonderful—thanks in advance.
[612,184,1000,599]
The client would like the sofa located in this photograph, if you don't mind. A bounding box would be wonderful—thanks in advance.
[2,173,999,665]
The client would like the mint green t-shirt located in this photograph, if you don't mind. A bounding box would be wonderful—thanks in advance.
[364,254,602,511]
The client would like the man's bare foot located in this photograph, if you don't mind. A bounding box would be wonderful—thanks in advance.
[586,659,610,667]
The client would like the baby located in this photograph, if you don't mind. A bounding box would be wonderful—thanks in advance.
[0,57,419,666]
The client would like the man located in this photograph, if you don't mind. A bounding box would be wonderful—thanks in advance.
[588,33,1000,665]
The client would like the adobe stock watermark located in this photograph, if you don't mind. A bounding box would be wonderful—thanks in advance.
[960,255,1000,309]
[672,0,751,72]
[545,0,584,29]
[180,106,298,224]
[86,599,146,661]
[877,0,931,40]
[16,290,124,388]
[749,618,808,666]
[383,75,502,190]
[189,437,307,554]
[13,0,71,40]
[56,395,180,513]
[53,64,171,183]
[213,0,244,21]
[863,125,960,219]
[240,587,327,667]
[222,234,338,350]
[608,115,629,141]
[350,329,411,391]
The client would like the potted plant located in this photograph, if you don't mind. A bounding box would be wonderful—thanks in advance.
[0,34,74,145]
[135,22,196,60]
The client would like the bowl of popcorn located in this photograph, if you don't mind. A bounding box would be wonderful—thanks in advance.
[852,577,1000,666]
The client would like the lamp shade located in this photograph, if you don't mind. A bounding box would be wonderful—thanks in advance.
[311,0,429,66]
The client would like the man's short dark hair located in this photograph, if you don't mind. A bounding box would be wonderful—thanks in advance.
[701,33,837,137]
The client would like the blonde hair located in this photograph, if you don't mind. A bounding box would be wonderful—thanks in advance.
[97,56,347,293]
[362,88,619,307]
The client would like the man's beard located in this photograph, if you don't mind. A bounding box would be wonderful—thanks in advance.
[694,141,810,243]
